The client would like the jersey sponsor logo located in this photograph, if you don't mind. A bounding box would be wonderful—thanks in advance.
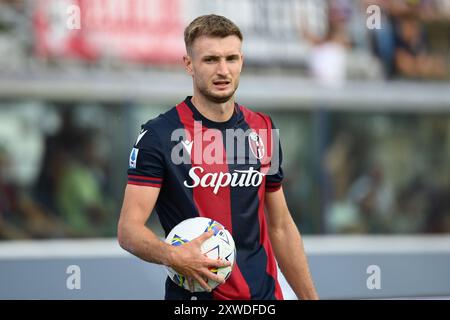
[183,166,264,194]
[129,147,139,168]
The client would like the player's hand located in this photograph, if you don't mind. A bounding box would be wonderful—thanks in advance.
[168,230,231,292]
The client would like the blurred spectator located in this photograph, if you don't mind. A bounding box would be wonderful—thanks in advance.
[323,113,450,234]
[300,0,353,86]
[365,0,397,77]
[367,0,449,79]
[424,184,450,233]
[34,108,115,238]
[391,178,428,233]
[34,108,79,215]
[0,144,65,239]
[0,144,28,239]
[324,132,365,233]
[300,0,385,85]
[347,163,395,233]
[56,131,114,237]
[0,0,31,72]
[394,15,447,79]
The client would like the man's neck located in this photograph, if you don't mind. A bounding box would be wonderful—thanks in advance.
[191,94,235,123]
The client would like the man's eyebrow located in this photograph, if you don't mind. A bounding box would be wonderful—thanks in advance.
[202,55,220,60]
[202,54,240,60]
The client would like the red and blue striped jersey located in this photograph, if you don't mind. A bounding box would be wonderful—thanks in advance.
[127,96,284,300]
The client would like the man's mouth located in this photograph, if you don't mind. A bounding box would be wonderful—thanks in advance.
[213,79,231,89]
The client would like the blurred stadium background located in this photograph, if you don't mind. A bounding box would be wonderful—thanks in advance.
[0,0,450,299]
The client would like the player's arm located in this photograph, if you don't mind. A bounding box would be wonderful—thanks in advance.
[118,184,171,265]
[117,184,228,291]
[265,187,319,300]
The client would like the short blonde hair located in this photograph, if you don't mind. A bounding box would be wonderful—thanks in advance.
[184,14,243,54]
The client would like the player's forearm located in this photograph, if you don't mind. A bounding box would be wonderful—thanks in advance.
[118,222,175,266]
[270,219,318,300]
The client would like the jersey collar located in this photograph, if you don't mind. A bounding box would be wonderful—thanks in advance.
[184,96,243,130]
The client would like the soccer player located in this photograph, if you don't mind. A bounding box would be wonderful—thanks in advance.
[118,14,318,300]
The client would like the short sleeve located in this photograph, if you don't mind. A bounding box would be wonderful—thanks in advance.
[127,126,165,188]
[265,117,283,192]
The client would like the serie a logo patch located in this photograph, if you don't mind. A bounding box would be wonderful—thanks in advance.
[129,148,139,168]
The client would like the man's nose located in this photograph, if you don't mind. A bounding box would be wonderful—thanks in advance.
[216,59,230,76]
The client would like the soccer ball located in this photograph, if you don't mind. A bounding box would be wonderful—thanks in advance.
[164,217,236,292]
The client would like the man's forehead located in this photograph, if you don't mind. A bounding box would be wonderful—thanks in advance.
[191,35,242,56]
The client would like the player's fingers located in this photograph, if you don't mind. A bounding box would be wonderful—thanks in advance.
[194,230,214,243]
[202,268,225,284]
[193,273,212,292]
[205,257,231,268]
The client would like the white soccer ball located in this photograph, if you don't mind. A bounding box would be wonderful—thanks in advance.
[164,217,236,292]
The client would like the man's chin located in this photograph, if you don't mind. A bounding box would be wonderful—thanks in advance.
[209,95,233,104]
[205,90,235,103]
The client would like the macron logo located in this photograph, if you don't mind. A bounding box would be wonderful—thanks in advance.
[136,130,148,145]
[181,140,193,156]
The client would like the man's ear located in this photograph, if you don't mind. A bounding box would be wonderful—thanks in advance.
[183,54,193,76]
